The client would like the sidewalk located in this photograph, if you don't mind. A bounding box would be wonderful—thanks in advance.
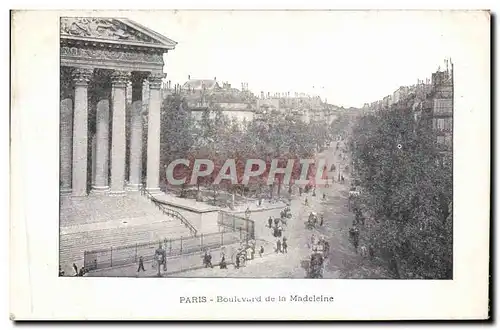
[86,238,276,278]
[159,191,288,214]
[228,199,288,214]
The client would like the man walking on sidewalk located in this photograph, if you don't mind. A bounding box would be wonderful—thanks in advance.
[137,256,146,273]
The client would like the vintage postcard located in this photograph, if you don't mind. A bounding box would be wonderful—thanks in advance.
[10,9,490,320]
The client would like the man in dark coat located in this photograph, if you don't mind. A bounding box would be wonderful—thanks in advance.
[276,239,282,253]
[137,256,146,272]
[268,216,273,228]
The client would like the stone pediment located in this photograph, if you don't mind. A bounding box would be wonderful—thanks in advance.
[60,17,177,50]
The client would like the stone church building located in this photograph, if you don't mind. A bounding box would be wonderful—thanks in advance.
[59,17,176,196]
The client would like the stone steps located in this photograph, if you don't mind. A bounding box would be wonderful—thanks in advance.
[60,195,162,226]
[60,221,193,265]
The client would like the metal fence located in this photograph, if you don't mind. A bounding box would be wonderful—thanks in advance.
[217,211,255,240]
[83,231,240,271]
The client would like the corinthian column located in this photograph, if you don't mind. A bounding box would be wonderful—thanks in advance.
[92,99,110,192]
[60,98,73,194]
[146,72,164,194]
[110,70,130,195]
[127,75,147,191]
[71,68,92,197]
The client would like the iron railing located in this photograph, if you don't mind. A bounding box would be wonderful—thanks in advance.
[140,186,198,237]
[217,211,255,242]
[83,231,240,271]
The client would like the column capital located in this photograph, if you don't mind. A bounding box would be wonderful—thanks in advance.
[111,70,131,88]
[148,73,165,89]
[72,68,93,86]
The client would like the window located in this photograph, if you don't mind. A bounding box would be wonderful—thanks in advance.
[434,99,452,114]
[444,118,453,132]
[436,118,445,131]
[444,134,452,147]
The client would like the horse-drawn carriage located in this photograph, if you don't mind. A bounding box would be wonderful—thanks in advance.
[306,251,325,278]
[280,207,292,219]
[306,212,318,229]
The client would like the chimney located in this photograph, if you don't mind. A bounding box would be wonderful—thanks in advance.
[188,75,191,80]
[261,91,264,99]
[214,77,217,81]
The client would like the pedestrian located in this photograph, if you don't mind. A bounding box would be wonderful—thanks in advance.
[277,225,283,238]
[323,192,326,200]
[235,252,241,269]
[299,187,303,196]
[268,216,273,228]
[72,263,78,276]
[310,234,316,249]
[259,246,264,257]
[360,245,368,257]
[369,246,374,260]
[274,217,280,227]
[352,228,359,252]
[204,250,213,268]
[258,198,262,206]
[156,243,167,271]
[78,266,86,277]
[305,197,309,206]
[163,256,168,272]
[276,239,282,253]
[282,239,288,254]
[137,256,146,272]
[59,265,64,277]
[320,214,324,226]
[220,254,227,269]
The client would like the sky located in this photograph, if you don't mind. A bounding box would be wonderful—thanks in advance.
[125,11,480,108]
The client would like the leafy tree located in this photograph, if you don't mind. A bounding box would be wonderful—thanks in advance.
[350,98,453,279]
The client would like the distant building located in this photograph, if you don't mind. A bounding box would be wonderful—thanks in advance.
[364,58,453,157]
[163,77,256,124]
[430,61,453,151]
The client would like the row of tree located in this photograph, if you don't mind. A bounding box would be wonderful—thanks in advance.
[349,98,453,279]
[158,95,335,200]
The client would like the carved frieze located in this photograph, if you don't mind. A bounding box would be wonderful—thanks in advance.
[61,17,161,44]
[60,46,164,65]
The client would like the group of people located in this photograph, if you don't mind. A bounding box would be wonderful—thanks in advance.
[275,237,288,254]
[136,243,167,274]
[60,263,87,277]
[268,216,285,238]
[307,212,324,229]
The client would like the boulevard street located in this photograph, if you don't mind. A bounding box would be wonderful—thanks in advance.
[178,143,390,278]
